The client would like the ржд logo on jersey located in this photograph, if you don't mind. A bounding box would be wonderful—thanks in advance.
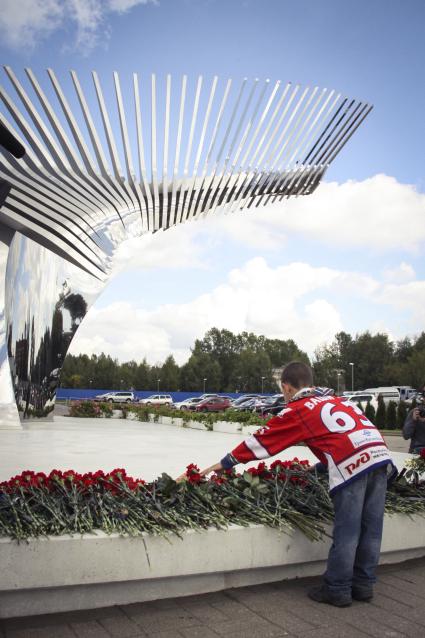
[344,451,370,475]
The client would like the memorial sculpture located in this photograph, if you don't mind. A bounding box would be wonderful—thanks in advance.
[0,68,372,427]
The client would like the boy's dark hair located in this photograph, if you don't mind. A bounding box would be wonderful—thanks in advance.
[281,361,314,389]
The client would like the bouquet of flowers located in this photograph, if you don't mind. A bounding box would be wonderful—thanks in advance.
[1,458,425,542]
[405,448,425,486]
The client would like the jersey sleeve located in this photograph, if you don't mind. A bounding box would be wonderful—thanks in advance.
[221,406,306,467]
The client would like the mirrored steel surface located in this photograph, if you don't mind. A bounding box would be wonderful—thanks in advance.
[0,69,372,426]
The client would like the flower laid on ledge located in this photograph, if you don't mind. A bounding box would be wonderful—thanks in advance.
[404,448,425,485]
[0,459,424,542]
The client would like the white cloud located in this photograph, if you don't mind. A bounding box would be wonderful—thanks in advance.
[68,253,425,365]
[69,258,347,364]
[211,175,425,252]
[108,174,425,292]
[0,0,156,54]
[383,262,416,283]
[0,0,64,50]
[3,174,425,372]
[112,223,206,274]
[108,0,157,12]
[378,280,425,322]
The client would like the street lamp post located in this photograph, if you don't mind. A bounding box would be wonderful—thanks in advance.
[337,371,341,395]
[261,376,265,394]
[157,378,160,393]
[203,378,207,393]
[349,362,354,392]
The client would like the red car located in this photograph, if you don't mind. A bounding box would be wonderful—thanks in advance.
[195,397,232,412]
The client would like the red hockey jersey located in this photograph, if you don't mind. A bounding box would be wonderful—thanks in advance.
[223,391,394,493]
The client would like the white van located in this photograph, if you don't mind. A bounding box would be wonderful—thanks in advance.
[364,387,400,405]
[344,393,378,412]
[397,386,416,402]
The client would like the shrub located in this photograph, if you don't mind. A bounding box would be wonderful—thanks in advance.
[396,401,408,430]
[69,400,101,418]
[386,401,397,430]
[135,405,150,422]
[375,396,386,430]
[364,401,376,424]
[224,409,252,423]
[99,402,113,418]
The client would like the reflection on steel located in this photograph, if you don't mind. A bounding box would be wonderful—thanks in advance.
[0,69,372,426]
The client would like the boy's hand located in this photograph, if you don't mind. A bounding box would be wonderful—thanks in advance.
[176,462,224,482]
[200,462,224,477]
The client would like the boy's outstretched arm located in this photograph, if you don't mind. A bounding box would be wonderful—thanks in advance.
[200,461,224,476]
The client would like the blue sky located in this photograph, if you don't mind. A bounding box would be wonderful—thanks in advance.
[1,0,425,365]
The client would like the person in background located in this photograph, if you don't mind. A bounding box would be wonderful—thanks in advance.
[192,361,396,608]
[403,385,425,453]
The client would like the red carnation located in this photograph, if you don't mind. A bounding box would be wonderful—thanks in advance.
[185,463,203,484]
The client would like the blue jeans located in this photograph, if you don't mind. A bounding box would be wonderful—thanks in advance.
[324,466,388,598]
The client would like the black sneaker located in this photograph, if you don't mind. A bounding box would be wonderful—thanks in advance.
[352,588,373,602]
[308,586,352,607]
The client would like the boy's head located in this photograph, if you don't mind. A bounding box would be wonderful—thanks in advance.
[281,361,314,402]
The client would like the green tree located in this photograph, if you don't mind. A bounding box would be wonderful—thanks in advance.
[230,349,272,393]
[351,332,394,389]
[134,359,150,390]
[375,396,386,430]
[66,373,83,388]
[405,350,425,389]
[91,353,119,389]
[386,401,397,430]
[193,328,240,390]
[364,401,376,424]
[395,337,414,363]
[263,337,310,368]
[149,365,162,392]
[180,352,221,392]
[118,360,138,389]
[160,355,180,391]
[396,401,408,430]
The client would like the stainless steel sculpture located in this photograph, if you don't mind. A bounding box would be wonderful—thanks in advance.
[0,68,372,427]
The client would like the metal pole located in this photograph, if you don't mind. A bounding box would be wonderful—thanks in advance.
[157,378,160,393]
[261,376,265,394]
[349,362,354,391]
[203,378,207,393]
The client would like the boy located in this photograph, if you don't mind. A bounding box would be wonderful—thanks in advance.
[198,361,395,607]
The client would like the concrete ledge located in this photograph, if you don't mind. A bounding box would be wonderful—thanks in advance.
[187,420,207,430]
[213,421,242,433]
[1,513,425,618]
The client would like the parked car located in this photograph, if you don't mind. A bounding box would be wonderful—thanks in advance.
[195,397,232,412]
[231,394,261,409]
[94,391,135,403]
[363,387,400,405]
[174,397,202,410]
[231,396,262,412]
[256,394,285,416]
[138,394,173,406]
[343,393,378,412]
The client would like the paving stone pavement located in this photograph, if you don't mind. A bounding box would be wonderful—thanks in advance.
[2,557,425,638]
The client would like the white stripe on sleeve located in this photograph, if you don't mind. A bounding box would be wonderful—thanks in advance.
[245,435,269,459]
